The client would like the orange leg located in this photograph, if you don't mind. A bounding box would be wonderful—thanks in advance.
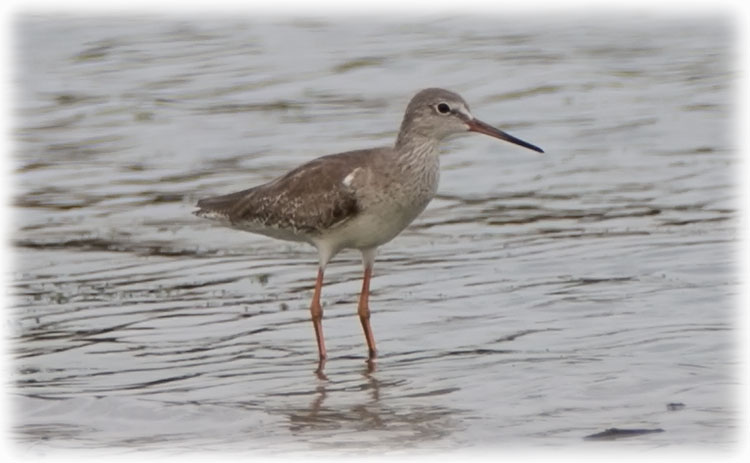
[358,264,377,359]
[310,267,327,360]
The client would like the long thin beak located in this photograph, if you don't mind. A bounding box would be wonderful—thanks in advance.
[466,118,544,153]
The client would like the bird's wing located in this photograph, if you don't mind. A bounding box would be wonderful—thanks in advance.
[195,150,377,234]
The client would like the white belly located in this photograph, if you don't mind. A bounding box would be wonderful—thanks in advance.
[313,151,440,264]
[327,201,428,250]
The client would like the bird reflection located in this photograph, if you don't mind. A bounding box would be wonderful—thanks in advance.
[268,359,458,448]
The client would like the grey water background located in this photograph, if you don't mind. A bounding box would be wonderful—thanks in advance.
[9,13,739,453]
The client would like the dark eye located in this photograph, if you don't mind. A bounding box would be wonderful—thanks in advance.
[436,103,451,114]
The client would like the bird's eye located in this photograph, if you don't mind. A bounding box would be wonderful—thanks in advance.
[436,103,451,115]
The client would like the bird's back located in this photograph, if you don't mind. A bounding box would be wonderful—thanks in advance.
[194,149,388,242]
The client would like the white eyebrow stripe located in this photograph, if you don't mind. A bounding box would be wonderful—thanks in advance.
[455,105,473,120]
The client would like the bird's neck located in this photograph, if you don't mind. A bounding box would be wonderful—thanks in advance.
[394,134,440,169]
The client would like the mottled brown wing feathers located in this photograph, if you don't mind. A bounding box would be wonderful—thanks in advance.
[196,151,369,234]
[195,188,254,214]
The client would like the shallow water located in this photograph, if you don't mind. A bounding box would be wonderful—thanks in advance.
[9,13,739,453]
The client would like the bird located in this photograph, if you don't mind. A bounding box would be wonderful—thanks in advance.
[194,88,543,364]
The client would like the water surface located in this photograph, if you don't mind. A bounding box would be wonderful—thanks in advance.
[10,14,738,453]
